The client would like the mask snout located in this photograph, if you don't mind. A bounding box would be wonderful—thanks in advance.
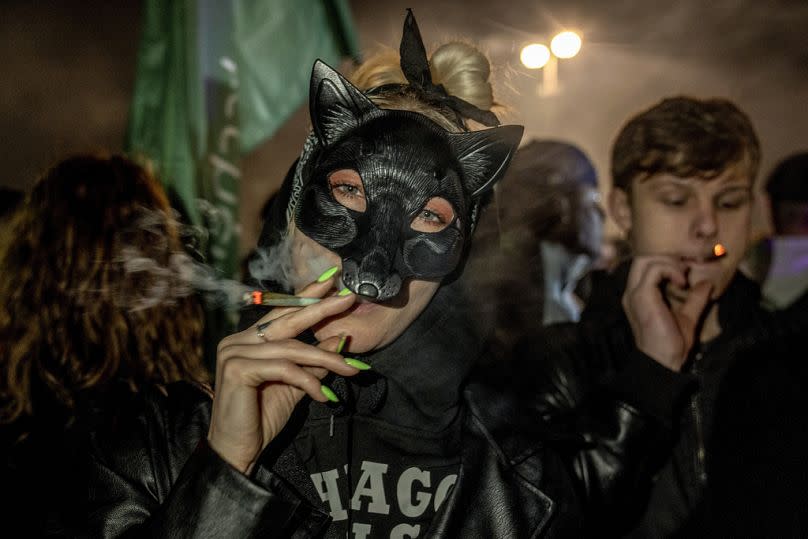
[342,256,403,301]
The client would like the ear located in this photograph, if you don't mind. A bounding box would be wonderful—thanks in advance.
[608,188,633,234]
[309,60,378,146]
[448,125,524,197]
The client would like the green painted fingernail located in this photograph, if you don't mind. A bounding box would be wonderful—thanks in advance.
[338,287,352,296]
[336,335,347,354]
[345,358,371,371]
[320,385,339,403]
[317,266,339,283]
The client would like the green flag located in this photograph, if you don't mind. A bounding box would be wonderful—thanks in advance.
[126,0,359,278]
[235,0,360,153]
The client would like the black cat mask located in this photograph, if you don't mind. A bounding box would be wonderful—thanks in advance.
[274,10,523,301]
[290,59,522,301]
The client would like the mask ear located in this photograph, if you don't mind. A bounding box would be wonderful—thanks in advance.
[448,125,524,197]
[309,60,378,147]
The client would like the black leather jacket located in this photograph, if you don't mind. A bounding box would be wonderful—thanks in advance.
[83,381,585,538]
[81,279,590,538]
[508,267,773,538]
[80,368,678,538]
[678,301,808,537]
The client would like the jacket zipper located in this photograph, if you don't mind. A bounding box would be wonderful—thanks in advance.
[690,351,707,485]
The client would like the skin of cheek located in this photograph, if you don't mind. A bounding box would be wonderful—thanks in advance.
[312,279,441,354]
[289,225,342,291]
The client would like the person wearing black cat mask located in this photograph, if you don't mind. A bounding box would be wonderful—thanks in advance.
[80,11,641,538]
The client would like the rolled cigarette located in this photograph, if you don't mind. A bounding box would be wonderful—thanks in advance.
[243,290,321,307]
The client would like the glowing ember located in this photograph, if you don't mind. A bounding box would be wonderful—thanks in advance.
[713,243,727,258]
[242,290,321,307]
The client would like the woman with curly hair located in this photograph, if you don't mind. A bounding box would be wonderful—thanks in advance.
[0,153,210,535]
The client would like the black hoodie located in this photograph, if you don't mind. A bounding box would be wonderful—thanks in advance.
[257,279,483,538]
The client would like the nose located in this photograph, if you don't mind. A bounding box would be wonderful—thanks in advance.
[693,203,718,239]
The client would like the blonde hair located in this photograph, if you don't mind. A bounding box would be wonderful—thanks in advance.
[349,41,496,131]
[430,42,493,111]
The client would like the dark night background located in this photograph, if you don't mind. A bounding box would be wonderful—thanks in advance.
[2,0,807,250]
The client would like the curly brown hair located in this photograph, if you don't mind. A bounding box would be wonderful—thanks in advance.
[612,96,761,193]
[0,154,209,426]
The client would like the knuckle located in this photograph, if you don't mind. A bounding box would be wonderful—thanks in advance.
[217,335,234,355]
[216,346,234,369]
[219,357,248,383]
[276,359,296,378]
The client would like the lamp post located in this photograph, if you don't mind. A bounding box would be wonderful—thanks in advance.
[520,31,582,96]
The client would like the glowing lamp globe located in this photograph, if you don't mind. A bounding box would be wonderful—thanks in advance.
[520,43,551,69]
[550,31,582,59]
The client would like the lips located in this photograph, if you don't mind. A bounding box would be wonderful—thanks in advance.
[350,300,379,315]
[680,255,724,286]
[680,245,727,264]
[681,254,722,264]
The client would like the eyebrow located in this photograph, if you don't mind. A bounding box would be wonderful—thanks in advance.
[648,175,751,190]
[646,177,690,191]
[717,184,753,192]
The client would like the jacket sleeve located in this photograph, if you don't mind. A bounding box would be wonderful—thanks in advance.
[509,323,695,535]
[82,385,328,538]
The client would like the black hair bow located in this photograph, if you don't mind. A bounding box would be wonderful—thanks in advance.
[394,9,501,128]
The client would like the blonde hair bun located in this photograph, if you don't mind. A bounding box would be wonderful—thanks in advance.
[429,42,494,111]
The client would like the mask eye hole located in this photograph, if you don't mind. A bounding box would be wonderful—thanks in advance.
[328,169,366,213]
[411,197,455,233]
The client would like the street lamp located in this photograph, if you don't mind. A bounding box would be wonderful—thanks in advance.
[520,30,582,96]
[550,31,582,59]
[520,43,551,69]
